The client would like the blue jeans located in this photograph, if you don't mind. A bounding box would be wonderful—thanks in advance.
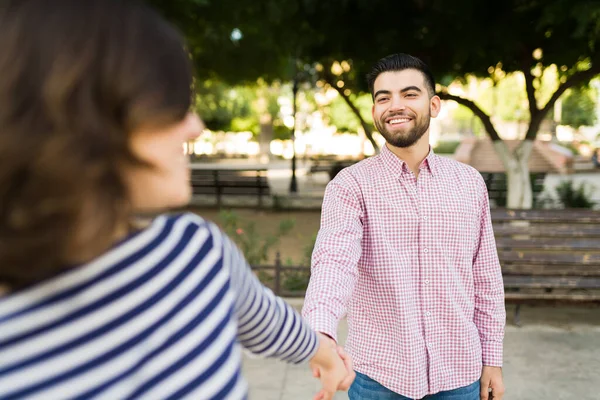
[349,372,480,400]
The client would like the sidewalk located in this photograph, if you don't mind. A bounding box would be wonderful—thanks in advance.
[242,303,600,400]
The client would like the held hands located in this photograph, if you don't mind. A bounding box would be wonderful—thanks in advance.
[308,333,355,400]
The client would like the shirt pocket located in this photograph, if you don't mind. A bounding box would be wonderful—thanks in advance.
[440,206,478,262]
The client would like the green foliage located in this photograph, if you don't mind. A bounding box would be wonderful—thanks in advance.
[302,233,318,266]
[218,210,295,265]
[281,233,317,292]
[282,269,310,292]
[195,81,257,132]
[541,180,597,209]
[449,104,485,136]
[476,75,529,122]
[150,0,600,209]
[561,86,598,128]
[554,180,596,208]
[230,116,259,133]
[273,123,291,140]
[325,93,372,133]
[433,140,461,154]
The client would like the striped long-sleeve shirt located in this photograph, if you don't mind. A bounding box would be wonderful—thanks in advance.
[0,213,318,399]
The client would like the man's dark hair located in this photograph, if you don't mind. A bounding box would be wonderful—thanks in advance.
[367,53,436,97]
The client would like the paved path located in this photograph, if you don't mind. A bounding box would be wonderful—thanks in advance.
[242,302,600,400]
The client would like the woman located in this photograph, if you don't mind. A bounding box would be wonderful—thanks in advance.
[0,0,352,399]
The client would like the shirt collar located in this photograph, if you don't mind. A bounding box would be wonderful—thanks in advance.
[379,143,438,177]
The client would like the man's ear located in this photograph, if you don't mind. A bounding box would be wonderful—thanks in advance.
[430,95,441,118]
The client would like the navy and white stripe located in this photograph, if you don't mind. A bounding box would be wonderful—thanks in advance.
[0,213,318,399]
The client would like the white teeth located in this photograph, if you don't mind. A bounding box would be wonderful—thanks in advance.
[389,118,410,124]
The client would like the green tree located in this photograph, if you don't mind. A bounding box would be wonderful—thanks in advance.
[427,1,600,209]
[561,86,598,128]
[195,80,257,132]
[323,92,372,133]
[151,0,600,208]
[306,0,600,208]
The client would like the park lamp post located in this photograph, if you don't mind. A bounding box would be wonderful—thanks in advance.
[289,72,299,193]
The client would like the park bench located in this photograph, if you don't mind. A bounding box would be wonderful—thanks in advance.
[492,208,600,325]
[190,167,271,207]
[480,172,546,207]
[308,156,358,180]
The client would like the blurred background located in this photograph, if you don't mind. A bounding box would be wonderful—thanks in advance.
[146,1,600,398]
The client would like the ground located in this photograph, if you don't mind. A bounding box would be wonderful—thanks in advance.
[242,302,600,400]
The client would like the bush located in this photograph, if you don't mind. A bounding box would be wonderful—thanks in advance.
[538,180,596,209]
[218,210,295,265]
[281,233,317,292]
[554,180,596,208]
[282,269,311,292]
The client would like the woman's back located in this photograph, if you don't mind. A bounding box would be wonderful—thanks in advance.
[0,213,318,399]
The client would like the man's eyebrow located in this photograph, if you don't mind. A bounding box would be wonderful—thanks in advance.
[400,86,422,93]
[374,86,423,99]
[374,90,391,99]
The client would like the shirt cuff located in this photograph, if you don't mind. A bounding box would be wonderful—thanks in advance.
[481,340,503,367]
[303,311,339,343]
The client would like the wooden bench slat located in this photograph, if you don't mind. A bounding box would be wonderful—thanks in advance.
[488,208,600,307]
[496,238,600,251]
[499,251,600,264]
[188,168,271,206]
[491,209,600,223]
[502,264,600,277]
[505,293,600,302]
[493,225,600,238]
[503,276,600,288]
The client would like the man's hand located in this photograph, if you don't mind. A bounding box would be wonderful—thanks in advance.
[480,366,504,400]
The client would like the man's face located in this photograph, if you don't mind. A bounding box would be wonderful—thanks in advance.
[371,69,440,148]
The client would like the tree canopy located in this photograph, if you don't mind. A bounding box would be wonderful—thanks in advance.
[150,0,600,207]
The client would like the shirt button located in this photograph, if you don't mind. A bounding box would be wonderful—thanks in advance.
[425,279,430,284]
[425,311,431,317]
[423,248,429,254]
[422,216,428,221]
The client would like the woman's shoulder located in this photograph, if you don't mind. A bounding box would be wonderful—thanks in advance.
[149,212,227,248]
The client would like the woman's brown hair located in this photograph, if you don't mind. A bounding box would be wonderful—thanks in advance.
[0,0,193,289]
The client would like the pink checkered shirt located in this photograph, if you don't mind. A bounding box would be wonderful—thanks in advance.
[303,144,505,399]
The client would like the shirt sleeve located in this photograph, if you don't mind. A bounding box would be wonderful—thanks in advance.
[472,175,506,367]
[212,224,318,364]
[301,171,363,342]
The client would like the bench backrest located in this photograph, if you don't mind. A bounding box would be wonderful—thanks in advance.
[481,173,546,207]
[492,209,600,279]
[189,168,270,195]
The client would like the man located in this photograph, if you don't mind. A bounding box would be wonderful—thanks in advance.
[302,53,506,400]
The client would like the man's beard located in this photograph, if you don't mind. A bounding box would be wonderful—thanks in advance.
[374,112,430,148]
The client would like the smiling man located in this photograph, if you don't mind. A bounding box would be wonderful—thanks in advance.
[303,53,506,400]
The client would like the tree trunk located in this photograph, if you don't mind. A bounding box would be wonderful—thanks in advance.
[258,113,273,162]
[492,140,534,209]
[335,87,379,154]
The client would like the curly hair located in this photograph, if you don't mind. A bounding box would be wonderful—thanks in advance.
[0,0,193,289]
